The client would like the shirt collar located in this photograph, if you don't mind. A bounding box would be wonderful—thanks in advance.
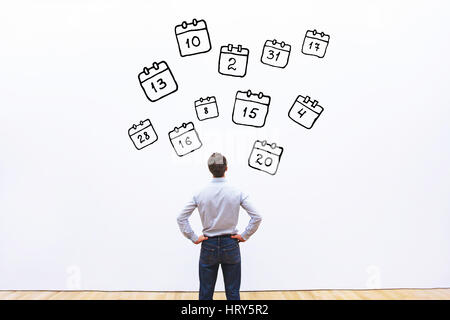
[211,177,226,183]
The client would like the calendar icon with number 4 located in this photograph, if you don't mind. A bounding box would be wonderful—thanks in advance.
[138,61,178,102]
[128,119,158,150]
[195,96,219,121]
[168,122,202,157]
[232,90,270,128]
[175,19,211,57]
[301,29,330,58]
[218,44,249,77]
[288,95,324,129]
[261,39,291,68]
[248,140,284,176]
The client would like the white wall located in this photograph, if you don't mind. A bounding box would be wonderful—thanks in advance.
[0,0,449,291]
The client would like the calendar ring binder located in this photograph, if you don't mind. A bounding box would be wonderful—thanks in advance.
[192,18,198,26]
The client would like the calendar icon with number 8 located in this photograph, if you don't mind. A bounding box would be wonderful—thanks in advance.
[261,39,291,68]
[195,96,219,121]
[301,29,330,58]
[248,140,284,176]
[175,19,211,57]
[138,61,178,102]
[128,119,158,150]
[218,44,249,77]
[288,95,324,129]
[232,90,270,128]
[168,122,202,157]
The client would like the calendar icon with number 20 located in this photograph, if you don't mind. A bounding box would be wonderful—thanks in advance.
[248,140,284,176]
[175,19,211,57]
[138,61,178,102]
[168,122,202,157]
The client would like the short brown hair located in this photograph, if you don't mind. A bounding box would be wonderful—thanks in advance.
[208,153,227,177]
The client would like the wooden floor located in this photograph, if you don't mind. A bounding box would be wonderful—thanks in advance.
[0,289,449,300]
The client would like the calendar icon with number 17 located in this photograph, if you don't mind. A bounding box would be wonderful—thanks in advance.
[301,29,330,58]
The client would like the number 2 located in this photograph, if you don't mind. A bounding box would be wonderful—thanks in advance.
[228,58,236,70]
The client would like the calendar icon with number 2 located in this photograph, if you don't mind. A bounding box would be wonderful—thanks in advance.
[218,44,249,77]
[232,90,270,128]
[301,29,330,58]
[175,19,211,57]
[168,122,202,157]
[128,119,158,150]
[138,61,178,102]
[248,140,284,176]
[288,95,324,129]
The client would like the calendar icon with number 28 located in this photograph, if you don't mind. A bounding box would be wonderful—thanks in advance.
[248,140,284,176]
[128,119,158,150]
[232,90,270,128]
[288,95,324,129]
[168,122,202,157]
[175,19,211,57]
[138,61,178,102]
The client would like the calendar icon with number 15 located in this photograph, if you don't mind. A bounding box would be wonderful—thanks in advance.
[232,90,270,128]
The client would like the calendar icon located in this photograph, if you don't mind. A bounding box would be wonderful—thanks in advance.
[175,19,211,57]
[168,122,202,157]
[128,119,158,150]
[248,140,284,176]
[261,39,291,68]
[232,90,270,128]
[195,96,219,121]
[301,29,330,58]
[218,44,249,77]
[288,95,324,129]
[138,61,178,102]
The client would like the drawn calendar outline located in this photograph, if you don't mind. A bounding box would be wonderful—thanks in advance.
[175,19,211,57]
[218,44,249,77]
[288,95,324,129]
[195,96,219,121]
[232,90,271,128]
[261,39,291,68]
[248,140,284,176]
[128,119,158,150]
[168,122,203,157]
[138,61,178,102]
[301,29,330,58]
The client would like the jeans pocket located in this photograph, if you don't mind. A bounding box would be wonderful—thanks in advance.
[200,245,217,265]
[221,244,241,264]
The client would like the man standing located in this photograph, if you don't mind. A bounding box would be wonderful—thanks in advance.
[177,153,262,300]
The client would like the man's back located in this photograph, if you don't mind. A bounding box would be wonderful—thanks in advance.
[177,177,261,242]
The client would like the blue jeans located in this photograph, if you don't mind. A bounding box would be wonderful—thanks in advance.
[199,234,241,300]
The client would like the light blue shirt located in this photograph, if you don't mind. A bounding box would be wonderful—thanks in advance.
[177,178,262,243]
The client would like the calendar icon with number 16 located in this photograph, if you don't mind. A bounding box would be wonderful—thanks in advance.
[168,122,202,157]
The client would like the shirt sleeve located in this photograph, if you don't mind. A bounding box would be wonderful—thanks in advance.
[176,196,199,243]
[240,193,262,240]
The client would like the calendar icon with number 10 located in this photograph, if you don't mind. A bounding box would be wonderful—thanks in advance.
[168,122,202,157]
[248,140,284,175]
[175,19,211,57]
[232,90,270,128]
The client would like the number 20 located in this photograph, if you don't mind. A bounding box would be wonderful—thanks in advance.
[256,154,273,166]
